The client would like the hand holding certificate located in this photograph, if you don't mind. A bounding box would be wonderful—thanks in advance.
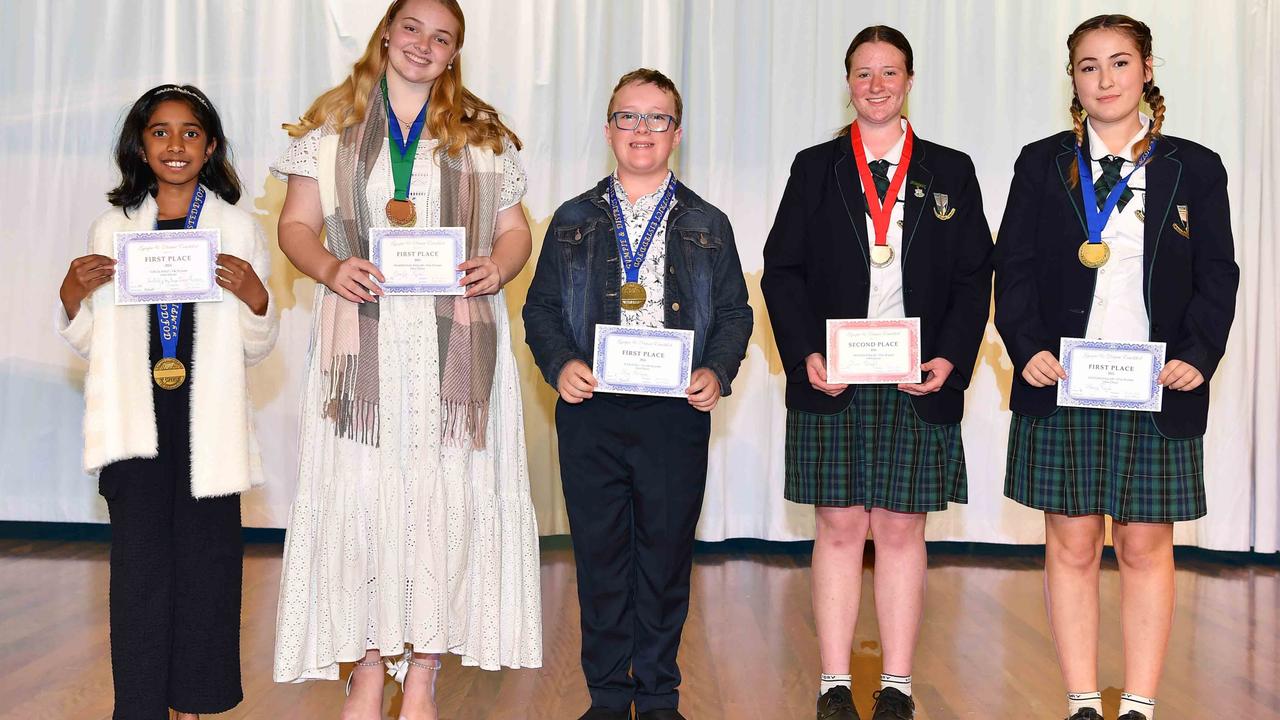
[371,227,465,295]
[1057,338,1166,412]
[114,229,222,305]
[825,318,922,384]
[592,324,694,398]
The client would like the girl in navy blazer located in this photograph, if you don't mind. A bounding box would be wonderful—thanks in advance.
[994,15,1238,720]
[763,25,992,720]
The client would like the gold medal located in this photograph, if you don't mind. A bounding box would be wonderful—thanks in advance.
[385,198,417,227]
[869,244,895,268]
[152,357,187,390]
[620,282,647,311]
[1078,241,1111,269]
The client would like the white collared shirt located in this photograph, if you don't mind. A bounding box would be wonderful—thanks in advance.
[861,119,908,320]
[606,172,676,329]
[1083,115,1152,341]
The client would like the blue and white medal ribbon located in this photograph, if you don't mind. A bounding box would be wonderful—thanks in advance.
[152,185,206,390]
[607,173,676,311]
[1075,141,1156,268]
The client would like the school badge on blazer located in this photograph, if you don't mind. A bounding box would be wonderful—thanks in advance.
[932,192,955,221]
[1172,204,1190,238]
[911,180,927,198]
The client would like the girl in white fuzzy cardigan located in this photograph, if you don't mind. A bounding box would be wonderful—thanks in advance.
[56,84,277,720]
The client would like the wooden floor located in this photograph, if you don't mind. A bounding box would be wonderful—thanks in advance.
[0,539,1276,720]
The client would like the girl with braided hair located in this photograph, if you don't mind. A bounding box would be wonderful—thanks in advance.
[994,14,1238,720]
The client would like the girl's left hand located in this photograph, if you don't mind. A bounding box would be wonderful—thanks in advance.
[216,253,268,315]
[898,357,954,396]
[1158,359,1204,391]
[458,255,503,298]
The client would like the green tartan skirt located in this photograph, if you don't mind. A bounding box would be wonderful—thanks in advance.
[1004,407,1206,523]
[784,385,967,511]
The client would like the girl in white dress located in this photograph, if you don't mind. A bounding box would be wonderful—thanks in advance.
[270,1,542,718]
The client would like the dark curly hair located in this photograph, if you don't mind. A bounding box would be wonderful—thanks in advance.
[107,84,242,214]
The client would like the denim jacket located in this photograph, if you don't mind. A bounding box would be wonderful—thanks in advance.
[523,176,753,396]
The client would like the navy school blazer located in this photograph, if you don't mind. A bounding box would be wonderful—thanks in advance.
[993,131,1239,438]
[761,132,994,424]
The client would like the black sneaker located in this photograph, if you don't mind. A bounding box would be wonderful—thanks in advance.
[1117,713,1149,720]
[817,685,860,720]
[577,708,631,720]
[870,687,915,719]
[1066,710,1104,720]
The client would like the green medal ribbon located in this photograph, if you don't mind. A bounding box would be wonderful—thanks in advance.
[382,76,428,201]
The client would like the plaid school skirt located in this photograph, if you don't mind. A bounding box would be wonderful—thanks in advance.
[784,385,967,512]
[1004,407,1206,523]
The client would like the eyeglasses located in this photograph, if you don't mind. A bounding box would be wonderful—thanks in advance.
[609,111,678,132]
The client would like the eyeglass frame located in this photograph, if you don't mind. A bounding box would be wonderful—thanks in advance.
[608,111,679,132]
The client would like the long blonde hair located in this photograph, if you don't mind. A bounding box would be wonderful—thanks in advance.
[1066,14,1166,186]
[284,0,521,155]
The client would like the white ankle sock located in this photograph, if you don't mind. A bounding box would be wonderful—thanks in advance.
[1067,691,1103,715]
[880,673,912,696]
[1119,692,1156,718]
[820,673,852,697]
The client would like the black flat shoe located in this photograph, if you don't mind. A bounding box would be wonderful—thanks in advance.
[578,708,631,720]
[636,710,685,720]
[1117,713,1149,720]
[817,685,859,720]
[1067,710,1104,720]
[870,687,915,719]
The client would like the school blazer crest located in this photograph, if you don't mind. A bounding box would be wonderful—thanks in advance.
[55,190,279,498]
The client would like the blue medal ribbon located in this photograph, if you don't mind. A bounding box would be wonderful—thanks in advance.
[607,173,677,285]
[155,185,207,361]
[1076,140,1156,246]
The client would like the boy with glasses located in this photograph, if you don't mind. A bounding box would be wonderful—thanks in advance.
[523,68,752,720]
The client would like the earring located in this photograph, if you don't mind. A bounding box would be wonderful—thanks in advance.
[383,38,389,48]
[447,63,453,70]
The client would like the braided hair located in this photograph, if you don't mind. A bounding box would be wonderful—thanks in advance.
[1065,14,1165,187]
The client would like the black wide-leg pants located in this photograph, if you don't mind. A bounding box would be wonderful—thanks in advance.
[98,371,243,718]
[556,394,711,713]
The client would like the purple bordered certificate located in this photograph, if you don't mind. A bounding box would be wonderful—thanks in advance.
[592,324,694,398]
[825,318,922,384]
[370,226,465,296]
[113,229,222,305]
[1057,338,1166,412]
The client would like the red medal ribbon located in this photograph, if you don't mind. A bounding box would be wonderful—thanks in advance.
[850,119,914,251]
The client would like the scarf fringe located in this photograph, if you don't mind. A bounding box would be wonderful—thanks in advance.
[323,354,380,447]
[441,399,489,450]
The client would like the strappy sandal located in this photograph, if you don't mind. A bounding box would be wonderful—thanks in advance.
[345,655,384,697]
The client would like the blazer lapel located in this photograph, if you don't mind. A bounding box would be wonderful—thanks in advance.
[833,135,869,266]
[1056,134,1088,240]
[1142,138,1182,291]
[901,139,931,265]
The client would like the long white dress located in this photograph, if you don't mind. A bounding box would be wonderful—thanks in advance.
[271,129,543,682]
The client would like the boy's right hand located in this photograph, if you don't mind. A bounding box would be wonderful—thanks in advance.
[557,359,597,404]
[60,254,116,320]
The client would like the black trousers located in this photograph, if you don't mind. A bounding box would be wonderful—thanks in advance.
[556,394,711,713]
[99,387,243,719]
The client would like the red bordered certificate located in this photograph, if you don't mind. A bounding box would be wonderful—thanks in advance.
[825,318,922,384]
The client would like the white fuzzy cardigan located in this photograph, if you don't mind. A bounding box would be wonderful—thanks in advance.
[56,190,279,498]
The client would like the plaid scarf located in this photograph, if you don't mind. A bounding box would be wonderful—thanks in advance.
[319,81,500,448]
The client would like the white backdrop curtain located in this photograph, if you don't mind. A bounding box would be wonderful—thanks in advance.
[1,0,1275,551]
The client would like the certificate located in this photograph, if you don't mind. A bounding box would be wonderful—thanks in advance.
[1057,338,1165,411]
[592,324,694,398]
[825,318,922,384]
[114,229,222,305]
[371,226,465,296]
